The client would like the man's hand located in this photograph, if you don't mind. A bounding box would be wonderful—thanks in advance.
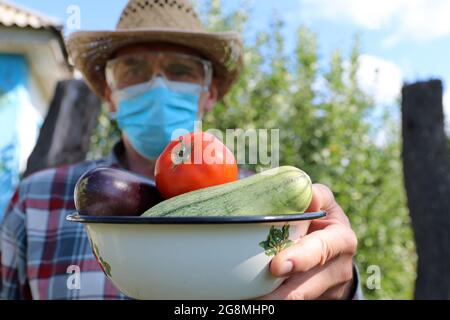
[258,184,358,300]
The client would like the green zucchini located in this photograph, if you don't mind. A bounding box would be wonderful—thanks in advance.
[142,166,312,218]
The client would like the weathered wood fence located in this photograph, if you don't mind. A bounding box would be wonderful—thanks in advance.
[23,80,101,178]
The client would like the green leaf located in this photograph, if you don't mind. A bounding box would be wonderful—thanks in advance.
[92,243,112,277]
[102,259,112,278]
[282,240,294,250]
[260,225,295,257]
[259,240,270,251]
[265,248,277,257]
[282,225,290,240]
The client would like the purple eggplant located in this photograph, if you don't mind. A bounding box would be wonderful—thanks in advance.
[74,167,164,216]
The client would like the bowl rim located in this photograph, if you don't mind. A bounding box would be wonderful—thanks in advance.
[66,211,327,225]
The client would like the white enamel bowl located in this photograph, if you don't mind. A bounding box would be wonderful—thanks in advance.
[66,212,326,300]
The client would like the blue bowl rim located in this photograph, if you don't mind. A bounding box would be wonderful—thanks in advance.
[66,211,327,225]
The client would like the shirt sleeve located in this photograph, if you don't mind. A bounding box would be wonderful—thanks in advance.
[0,188,31,300]
[350,262,364,300]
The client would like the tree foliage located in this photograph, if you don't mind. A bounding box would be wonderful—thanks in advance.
[200,0,416,299]
[87,105,120,161]
[89,0,417,299]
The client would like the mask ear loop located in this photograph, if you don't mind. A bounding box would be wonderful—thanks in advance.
[202,60,213,93]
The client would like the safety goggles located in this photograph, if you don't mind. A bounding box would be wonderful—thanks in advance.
[105,51,213,93]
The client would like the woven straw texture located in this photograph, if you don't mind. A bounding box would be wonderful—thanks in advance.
[67,0,243,100]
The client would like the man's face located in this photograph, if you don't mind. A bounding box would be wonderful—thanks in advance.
[105,42,219,118]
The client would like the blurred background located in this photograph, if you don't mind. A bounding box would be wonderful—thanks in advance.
[1,0,449,300]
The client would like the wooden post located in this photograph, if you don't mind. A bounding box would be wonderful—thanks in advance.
[23,80,101,177]
[402,80,450,299]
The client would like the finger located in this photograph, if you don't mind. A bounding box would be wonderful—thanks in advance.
[306,184,335,212]
[270,224,357,277]
[317,282,353,300]
[306,184,350,226]
[259,255,354,300]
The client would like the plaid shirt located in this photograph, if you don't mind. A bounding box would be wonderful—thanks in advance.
[0,142,129,300]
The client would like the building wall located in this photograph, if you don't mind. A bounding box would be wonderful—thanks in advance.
[0,53,42,219]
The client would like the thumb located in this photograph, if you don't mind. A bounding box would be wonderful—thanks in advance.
[306,184,335,212]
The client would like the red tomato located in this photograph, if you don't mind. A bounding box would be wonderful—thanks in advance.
[155,132,238,199]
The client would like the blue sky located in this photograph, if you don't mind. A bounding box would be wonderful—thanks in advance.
[11,0,450,122]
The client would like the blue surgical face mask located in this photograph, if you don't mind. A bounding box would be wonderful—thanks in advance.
[113,77,202,160]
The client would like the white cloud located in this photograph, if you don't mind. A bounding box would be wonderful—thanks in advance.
[354,55,403,146]
[300,0,450,44]
[357,54,403,105]
[355,55,450,134]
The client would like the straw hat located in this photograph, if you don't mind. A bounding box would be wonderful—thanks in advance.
[66,0,243,100]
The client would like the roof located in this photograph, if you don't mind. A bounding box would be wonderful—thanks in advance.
[0,0,62,30]
[0,1,72,110]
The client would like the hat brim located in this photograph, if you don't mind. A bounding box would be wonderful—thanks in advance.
[66,29,243,101]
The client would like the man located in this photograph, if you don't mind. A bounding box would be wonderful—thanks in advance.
[1,0,360,300]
